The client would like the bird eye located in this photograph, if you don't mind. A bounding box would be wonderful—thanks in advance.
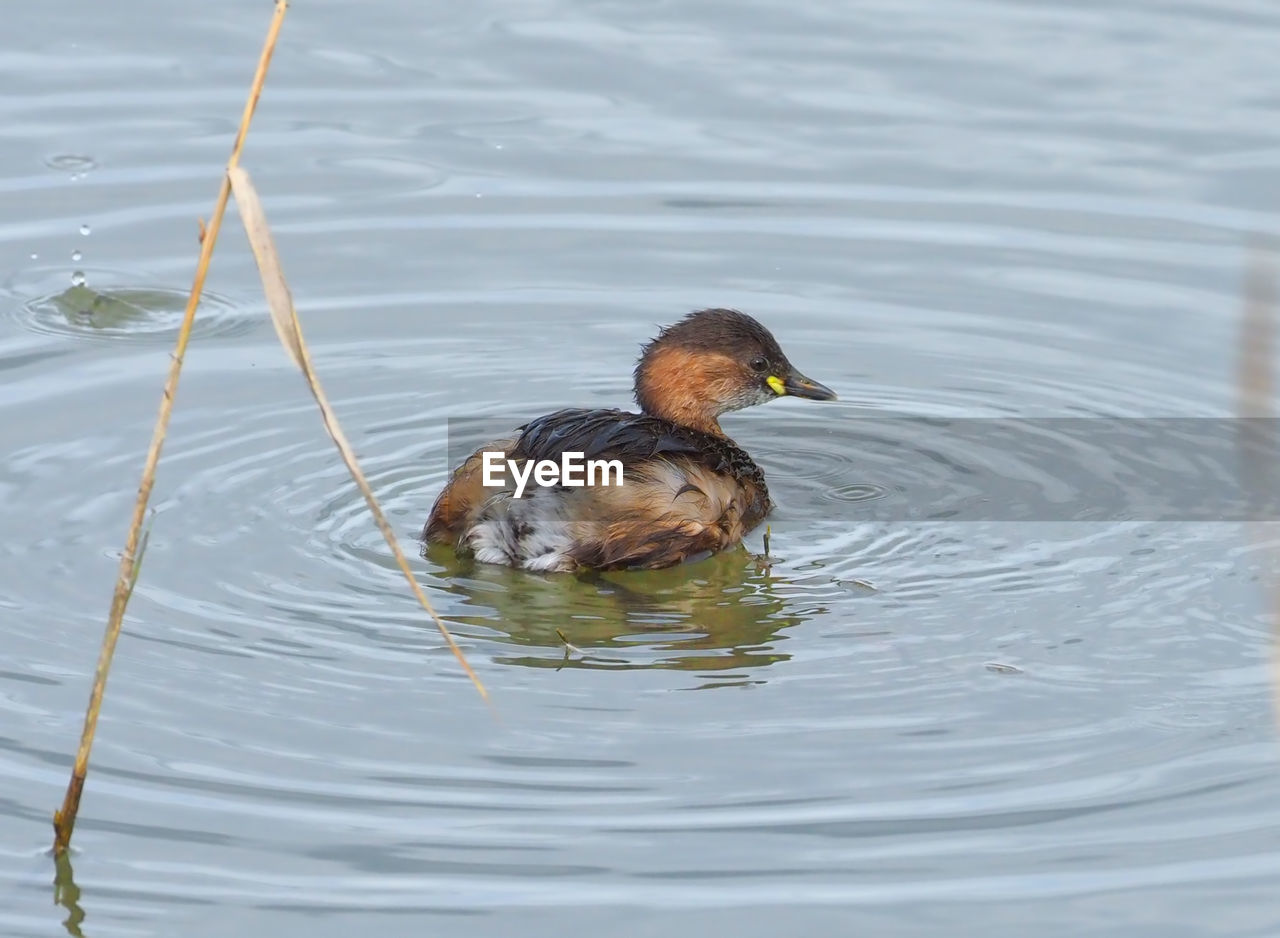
[749,356,769,373]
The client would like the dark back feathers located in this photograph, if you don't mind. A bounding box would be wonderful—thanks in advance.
[511,407,767,491]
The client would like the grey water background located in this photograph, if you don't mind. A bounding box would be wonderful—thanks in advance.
[2,0,1280,935]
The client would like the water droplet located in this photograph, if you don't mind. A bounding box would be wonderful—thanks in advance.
[71,250,82,262]
[494,143,504,150]
[70,270,86,287]
[475,193,483,199]
[29,252,38,261]
[79,224,91,236]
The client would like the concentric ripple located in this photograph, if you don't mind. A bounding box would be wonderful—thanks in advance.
[11,278,255,342]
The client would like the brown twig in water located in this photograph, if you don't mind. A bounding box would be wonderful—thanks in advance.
[228,166,489,705]
[556,628,587,656]
[51,0,291,857]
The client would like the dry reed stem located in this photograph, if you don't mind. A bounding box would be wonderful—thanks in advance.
[1237,242,1278,723]
[228,165,489,704]
[51,0,291,856]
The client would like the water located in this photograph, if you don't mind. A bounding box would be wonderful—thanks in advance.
[3,0,1280,935]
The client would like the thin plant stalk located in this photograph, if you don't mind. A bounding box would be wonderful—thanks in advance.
[228,165,489,704]
[52,0,291,856]
[1237,241,1278,723]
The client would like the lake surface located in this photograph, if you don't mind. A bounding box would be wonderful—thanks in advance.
[3,0,1280,934]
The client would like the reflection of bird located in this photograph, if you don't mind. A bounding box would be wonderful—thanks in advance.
[424,546,806,676]
[423,309,836,571]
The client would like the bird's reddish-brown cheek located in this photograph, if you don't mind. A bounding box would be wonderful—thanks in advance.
[640,345,742,419]
[703,362,755,405]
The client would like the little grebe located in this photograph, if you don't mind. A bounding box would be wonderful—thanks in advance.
[422,308,836,571]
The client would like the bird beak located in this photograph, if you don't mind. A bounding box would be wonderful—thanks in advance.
[770,369,837,401]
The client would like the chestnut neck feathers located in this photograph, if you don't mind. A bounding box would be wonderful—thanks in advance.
[633,309,787,436]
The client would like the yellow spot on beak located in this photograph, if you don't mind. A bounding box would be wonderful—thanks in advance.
[767,375,786,395]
